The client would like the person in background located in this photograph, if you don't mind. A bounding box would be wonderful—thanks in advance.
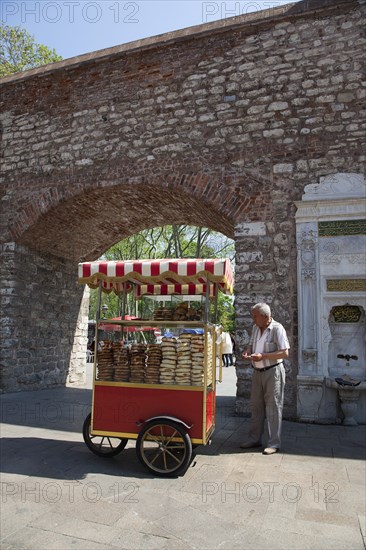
[240,303,290,455]
[97,340,104,351]
[230,332,236,365]
[86,339,95,362]
[221,331,233,367]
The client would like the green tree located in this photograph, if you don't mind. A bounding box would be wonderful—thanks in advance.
[89,225,235,328]
[0,24,62,77]
[216,294,235,332]
[104,225,234,263]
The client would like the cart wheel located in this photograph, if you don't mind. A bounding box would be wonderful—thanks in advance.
[82,413,128,457]
[136,419,192,476]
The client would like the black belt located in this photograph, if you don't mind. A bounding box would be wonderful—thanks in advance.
[252,362,281,372]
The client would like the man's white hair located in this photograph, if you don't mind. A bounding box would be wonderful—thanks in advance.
[252,303,271,318]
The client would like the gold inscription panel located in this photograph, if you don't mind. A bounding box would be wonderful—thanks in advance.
[327,279,366,292]
[319,220,366,237]
[332,305,362,323]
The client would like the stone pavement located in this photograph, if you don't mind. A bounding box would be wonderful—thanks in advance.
[1,366,365,550]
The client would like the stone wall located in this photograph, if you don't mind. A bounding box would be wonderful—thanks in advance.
[234,217,298,417]
[0,0,365,416]
[1,0,365,255]
[0,243,86,392]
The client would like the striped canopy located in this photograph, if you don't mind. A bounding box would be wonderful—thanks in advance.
[136,283,217,298]
[78,259,234,295]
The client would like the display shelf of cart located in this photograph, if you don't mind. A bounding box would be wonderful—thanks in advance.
[92,319,217,445]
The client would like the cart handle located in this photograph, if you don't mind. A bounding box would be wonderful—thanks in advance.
[136,415,193,430]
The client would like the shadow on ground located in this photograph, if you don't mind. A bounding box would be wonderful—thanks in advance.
[1,385,365,487]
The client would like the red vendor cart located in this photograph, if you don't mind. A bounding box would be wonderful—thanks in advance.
[78,258,234,476]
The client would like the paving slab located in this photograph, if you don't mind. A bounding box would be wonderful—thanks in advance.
[1,366,365,550]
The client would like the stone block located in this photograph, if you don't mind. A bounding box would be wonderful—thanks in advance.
[337,93,355,103]
[263,129,284,138]
[273,163,293,173]
[268,101,289,111]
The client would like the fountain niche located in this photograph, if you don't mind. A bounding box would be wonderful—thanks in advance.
[325,305,366,425]
[295,173,366,424]
[327,305,365,380]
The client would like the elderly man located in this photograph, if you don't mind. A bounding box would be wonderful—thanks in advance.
[241,303,290,455]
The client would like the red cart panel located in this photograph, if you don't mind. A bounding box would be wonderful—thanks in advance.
[92,384,215,441]
[205,389,214,433]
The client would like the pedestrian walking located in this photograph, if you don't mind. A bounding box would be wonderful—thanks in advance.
[230,332,236,365]
[221,331,233,367]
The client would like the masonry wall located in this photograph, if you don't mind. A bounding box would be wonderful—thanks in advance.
[0,243,87,392]
[1,0,365,250]
[0,0,365,415]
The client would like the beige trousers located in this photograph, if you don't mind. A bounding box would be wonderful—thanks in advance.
[247,364,286,449]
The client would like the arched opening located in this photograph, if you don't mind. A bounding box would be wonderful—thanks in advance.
[2,180,237,392]
[16,182,236,261]
[3,168,299,420]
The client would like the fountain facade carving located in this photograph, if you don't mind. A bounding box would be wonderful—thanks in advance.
[295,173,366,424]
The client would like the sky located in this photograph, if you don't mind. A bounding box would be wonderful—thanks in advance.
[2,0,301,60]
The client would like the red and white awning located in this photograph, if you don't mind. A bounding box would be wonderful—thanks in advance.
[78,258,234,295]
[136,283,217,297]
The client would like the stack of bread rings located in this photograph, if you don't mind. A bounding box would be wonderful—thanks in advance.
[175,334,192,385]
[129,343,146,383]
[206,332,213,386]
[160,337,177,384]
[145,344,162,384]
[153,307,172,320]
[190,334,206,385]
[97,343,114,381]
[112,342,130,382]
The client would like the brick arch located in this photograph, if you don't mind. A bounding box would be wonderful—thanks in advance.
[15,169,274,261]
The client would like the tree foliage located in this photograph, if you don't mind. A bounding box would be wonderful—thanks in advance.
[103,225,234,262]
[89,225,235,330]
[216,294,236,332]
[0,24,62,77]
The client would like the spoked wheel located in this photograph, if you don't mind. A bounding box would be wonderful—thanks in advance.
[136,419,192,476]
[82,413,128,457]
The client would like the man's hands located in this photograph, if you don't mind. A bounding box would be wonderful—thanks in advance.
[249,353,263,362]
[242,352,263,362]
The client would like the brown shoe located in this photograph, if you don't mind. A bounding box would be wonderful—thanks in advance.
[262,447,279,455]
[239,441,262,449]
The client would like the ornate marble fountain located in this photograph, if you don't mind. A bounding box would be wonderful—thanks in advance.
[295,173,366,424]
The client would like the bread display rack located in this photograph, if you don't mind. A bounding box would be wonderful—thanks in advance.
[78,258,234,476]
